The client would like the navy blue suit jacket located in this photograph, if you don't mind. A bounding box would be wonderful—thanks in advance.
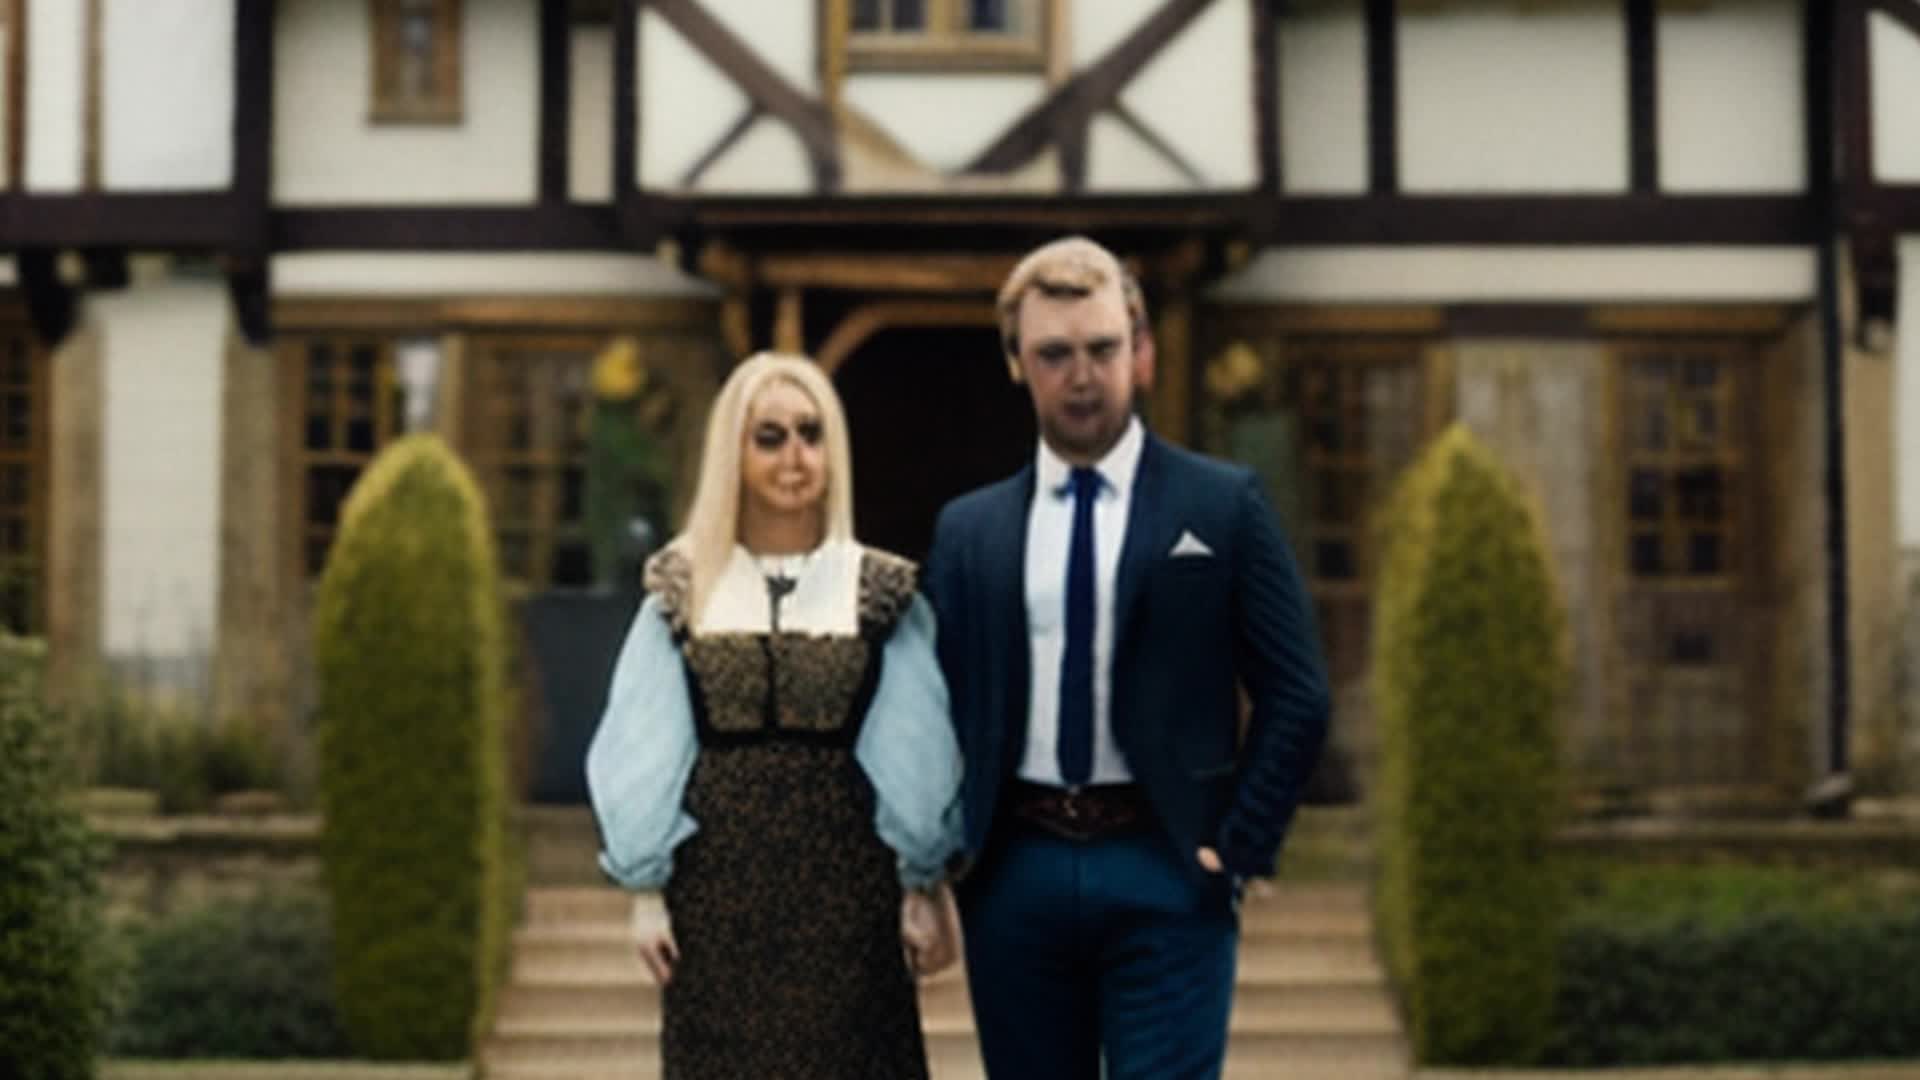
[922,431,1331,881]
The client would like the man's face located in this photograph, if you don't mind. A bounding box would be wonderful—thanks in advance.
[1012,283,1141,465]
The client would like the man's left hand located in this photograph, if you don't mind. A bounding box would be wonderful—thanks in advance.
[1196,847,1224,874]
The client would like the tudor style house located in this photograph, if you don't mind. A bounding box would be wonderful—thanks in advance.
[1,0,1918,812]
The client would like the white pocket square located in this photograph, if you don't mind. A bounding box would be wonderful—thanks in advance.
[1169,530,1214,558]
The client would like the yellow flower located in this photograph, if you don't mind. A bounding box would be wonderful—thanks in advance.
[1205,341,1263,404]
[592,337,647,401]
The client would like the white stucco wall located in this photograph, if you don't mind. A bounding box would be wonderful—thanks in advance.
[270,253,716,297]
[1073,0,1158,67]
[24,0,86,192]
[571,25,613,202]
[1109,0,1252,189]
[1278,2,1367,195]
[842,74,1048,175]
[636,1,820,191]
[1087,114,1192,191]
[102,0,234,190]
[1657,0,1804,193]
[274,0,538,204]
[700,0,817,95]
[1399,4,1629,193]
[92,279,226,674]
[1209,247,1818,304]
[638,8,749,188]
[697,117,813,194]
[1897,235,1920,550]
[1870,9,1920,183]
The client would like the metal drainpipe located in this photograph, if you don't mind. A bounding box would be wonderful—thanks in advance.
[1809,0,1852,816]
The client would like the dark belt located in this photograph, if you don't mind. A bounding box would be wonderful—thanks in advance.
[1006,780,1153,842]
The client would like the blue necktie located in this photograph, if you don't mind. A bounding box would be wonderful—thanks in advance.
[1057,466,1100,786]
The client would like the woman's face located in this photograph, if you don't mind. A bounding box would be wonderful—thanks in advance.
[739,378,829,519]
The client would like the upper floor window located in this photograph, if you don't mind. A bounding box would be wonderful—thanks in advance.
[845,0,1048,72]
[372,0,463,124]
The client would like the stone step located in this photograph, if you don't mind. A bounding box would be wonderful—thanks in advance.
[483,1027,1405,1072]
[506,932,1382,990]
[524,882,1376,934]
[524,886,632,927]
[488,994,1401,1044]
[481,1057,1407,1080]
[498,963,1390,1027]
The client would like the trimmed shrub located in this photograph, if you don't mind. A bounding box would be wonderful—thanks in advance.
[1550,909,1920,1064]
[1371,425,1568,1065]
[109,892,350,1059]
[0,635,110,1079]
[313,435,514,1060]
[1547,860,1920,1064]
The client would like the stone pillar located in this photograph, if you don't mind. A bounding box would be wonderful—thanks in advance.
[1452,341,1609,785]
[45,319,105,703]
[212,322,294,756]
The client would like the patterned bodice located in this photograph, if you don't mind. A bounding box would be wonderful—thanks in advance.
[644,547,918,748]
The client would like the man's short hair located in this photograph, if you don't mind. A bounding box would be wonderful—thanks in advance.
[997,236,1148,360]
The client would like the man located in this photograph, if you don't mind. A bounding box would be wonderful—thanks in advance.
[921,236,1330,1079]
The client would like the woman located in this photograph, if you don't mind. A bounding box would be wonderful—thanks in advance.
[585,352,963,1080]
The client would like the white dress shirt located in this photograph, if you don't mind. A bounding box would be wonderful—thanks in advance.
[1019,416,1145,787]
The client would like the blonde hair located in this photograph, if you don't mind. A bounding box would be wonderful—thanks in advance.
[668,352,855,628]
[996,235,1149,372]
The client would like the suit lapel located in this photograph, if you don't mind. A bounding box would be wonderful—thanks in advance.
[986,465,1034,748]
[1111,433,1167,651]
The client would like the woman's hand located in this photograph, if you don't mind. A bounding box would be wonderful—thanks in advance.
[901,882,962,977]
[630,895,679,987]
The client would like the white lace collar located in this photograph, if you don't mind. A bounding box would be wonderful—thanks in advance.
[697,540,862,635]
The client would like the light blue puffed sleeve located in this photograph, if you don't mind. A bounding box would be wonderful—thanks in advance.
[585,596,699,891]
[856,594,964,889]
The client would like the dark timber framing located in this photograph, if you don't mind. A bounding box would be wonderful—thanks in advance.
[647,0,841,189]
[539,0,571,204]
[963,0,1217,183]
[2,0,1920,289]
[1626,0,1658,193]
[229,0,274,344]
[1364,0,1396,194]
[1253,0,1278,194]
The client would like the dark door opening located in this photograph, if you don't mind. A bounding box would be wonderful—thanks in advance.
[834,325,1035,562]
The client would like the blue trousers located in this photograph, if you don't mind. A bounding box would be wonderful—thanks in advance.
[955,828,1239,1080]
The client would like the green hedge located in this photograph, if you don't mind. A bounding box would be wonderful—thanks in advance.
[110,893,349,1059]
[1547,861,1920,1064]
[1371,425,1568,1065]
[0,635,110,1079]
[1550,910,1920,1064]
[313,435,514,1060]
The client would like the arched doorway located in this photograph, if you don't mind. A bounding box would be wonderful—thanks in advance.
[832,325,1034,561]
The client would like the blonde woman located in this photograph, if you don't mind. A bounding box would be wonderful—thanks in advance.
[586,353,962,1080]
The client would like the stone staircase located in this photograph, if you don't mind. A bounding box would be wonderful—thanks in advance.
[486,807,1407,1079]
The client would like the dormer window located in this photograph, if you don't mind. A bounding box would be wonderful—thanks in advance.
[843,0,1047,72]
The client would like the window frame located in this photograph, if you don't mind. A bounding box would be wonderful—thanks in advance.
[0,316,47,635]
[370,0,464,126]
[829,0,1053,77]
[1614,340,1751,588]
[276,333,414,588]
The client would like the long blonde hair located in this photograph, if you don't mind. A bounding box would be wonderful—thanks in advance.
[668,352,856,627]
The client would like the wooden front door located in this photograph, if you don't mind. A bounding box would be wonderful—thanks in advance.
[1609,340,1775,793]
